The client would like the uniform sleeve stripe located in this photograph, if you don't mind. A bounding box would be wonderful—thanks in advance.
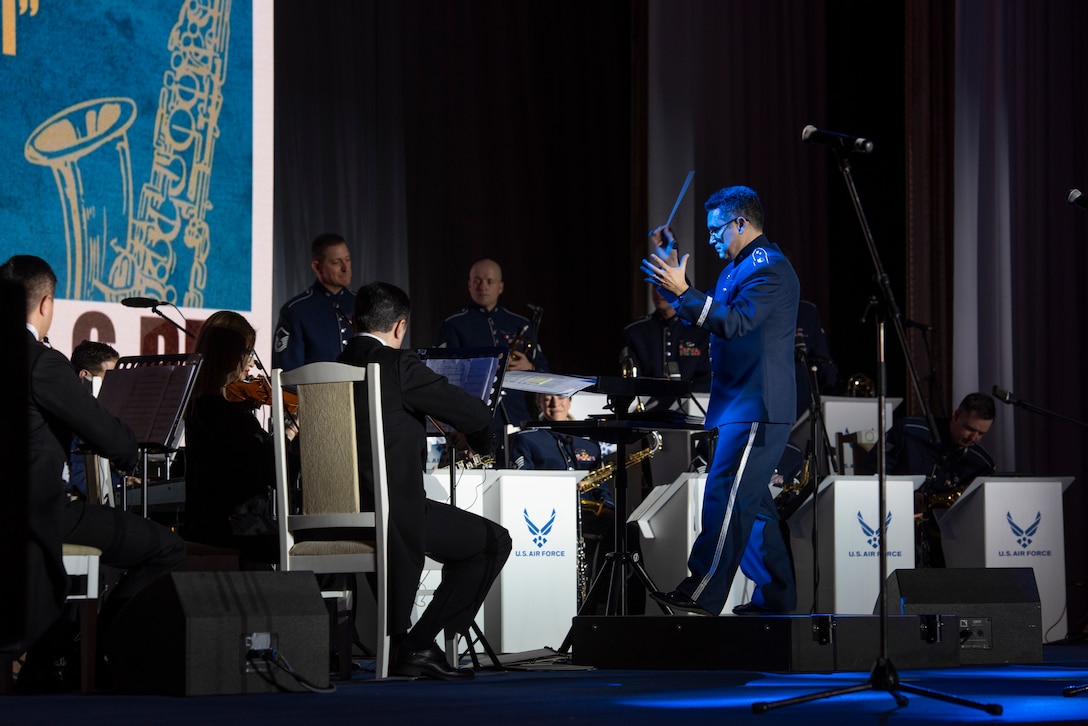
[696,297,713,327]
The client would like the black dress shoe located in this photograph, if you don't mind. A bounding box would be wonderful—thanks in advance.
[390,641,474,681]
[650,590,714,616]
[732,601,774,615]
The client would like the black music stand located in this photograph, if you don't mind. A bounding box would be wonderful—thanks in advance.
[417,346,507,669]
[96,354,202,517]
[544,377,701,653]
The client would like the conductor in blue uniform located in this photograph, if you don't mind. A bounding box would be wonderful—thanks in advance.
[641,185,799,616]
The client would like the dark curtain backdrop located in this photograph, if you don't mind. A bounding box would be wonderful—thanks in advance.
[274,1,1088,629]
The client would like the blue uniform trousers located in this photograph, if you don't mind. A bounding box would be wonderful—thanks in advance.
[680,421,796,614]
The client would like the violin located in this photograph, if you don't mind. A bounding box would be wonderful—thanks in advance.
[224,375,299,416]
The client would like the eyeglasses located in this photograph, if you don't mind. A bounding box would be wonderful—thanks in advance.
[710,217,742,240]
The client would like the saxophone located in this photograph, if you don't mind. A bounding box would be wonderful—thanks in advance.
[578,431,663,494]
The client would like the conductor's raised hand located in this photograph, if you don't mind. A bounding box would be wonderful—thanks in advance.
[640,251,690,298]
[649,225,679,264]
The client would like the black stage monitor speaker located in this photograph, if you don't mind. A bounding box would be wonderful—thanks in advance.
[104,571,329,695]
[880,567,1042,664]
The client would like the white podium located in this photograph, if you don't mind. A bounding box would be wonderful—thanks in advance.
[630,472,770,615]
[481,470,580,653]
[788,475,922,614]
[937,476,1074,642]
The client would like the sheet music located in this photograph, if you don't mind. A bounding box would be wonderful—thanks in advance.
[502,370,596,398]
[424,356,503,410]
[97,356,201,451]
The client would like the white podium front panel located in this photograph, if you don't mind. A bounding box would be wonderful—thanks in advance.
[630,473,764,615]
[938,476,1073,642]
[483,470,579,653]
[789,475,920,614]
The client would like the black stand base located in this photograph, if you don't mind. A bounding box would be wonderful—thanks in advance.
[752,657,1003,715]
[450,621,504,671]
[558,549,664,654]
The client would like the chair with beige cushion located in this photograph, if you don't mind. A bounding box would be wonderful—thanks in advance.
[271,362,390,680]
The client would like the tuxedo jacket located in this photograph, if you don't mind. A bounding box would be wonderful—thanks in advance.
[23,330,137,645]
[337,335,496,574]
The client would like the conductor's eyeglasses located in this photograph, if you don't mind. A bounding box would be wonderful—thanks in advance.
[710,217,741,240]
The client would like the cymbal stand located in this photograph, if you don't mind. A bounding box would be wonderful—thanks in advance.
[754,142,1001,716]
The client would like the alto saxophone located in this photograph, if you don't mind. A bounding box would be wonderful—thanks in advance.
[578,431,663,494]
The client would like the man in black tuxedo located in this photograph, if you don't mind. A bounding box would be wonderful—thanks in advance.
[339,281,511,680]
[1,255,185,686]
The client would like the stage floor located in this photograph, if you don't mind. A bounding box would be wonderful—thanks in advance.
[6,643,1088,725]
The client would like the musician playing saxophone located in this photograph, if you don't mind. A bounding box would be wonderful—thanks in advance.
[857,392,997,567]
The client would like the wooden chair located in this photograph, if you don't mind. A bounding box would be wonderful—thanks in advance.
[1,544,102,696]
[271,362,391,680]
[60,543,102,695]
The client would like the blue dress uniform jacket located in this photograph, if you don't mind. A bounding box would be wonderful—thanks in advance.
[273,281,356,371]
[620,310,711,383]
[665,235,800,614]
[509,427,614,510]
[433,302,549,428]
[675,237,799,428]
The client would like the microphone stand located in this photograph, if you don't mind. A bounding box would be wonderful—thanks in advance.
[992,387,1088,666]
[994,388,1088,430]
[753,144,1001,716]
[150,303,196,340]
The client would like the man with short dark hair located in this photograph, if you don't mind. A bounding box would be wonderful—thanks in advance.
[858,391,997,566]
[70,340,120,381]
[2,255,185,689]
[68,340,122,499]
[339,281,511,680]
[272,232,355,371]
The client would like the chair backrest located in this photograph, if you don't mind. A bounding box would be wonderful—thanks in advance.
[271,362,389,569]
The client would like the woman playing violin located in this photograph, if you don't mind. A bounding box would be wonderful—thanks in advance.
[183,311,295,564]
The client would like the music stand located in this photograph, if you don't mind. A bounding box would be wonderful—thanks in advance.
[416,346,507,669]
[535,376,700,653]
[96,354,202,517]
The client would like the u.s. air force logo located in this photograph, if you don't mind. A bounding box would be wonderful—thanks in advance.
[516,508,567,559]
[997,511,1050,558]
[1007,511,1041,548]
[859,510,892,549]
[524,508,555,548]
[848,510,902,558]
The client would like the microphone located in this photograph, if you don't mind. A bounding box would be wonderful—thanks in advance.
[802,125,874,154]
[121,296,162,308]
[992,384,1017,405]
[1067,188,1088,210]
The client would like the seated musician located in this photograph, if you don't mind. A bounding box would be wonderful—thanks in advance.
[183,311,297,564]
[856,391,996,567]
